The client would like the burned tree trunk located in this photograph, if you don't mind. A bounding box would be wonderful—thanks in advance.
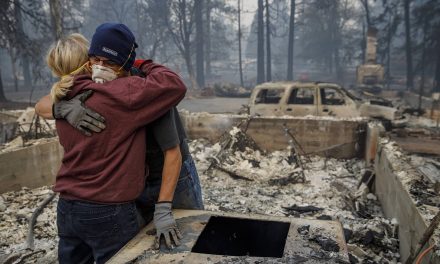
[49,0,63,40]
[8,49,18,92]
[14,0,31,89]
[195,0,205,89]
[360,0,371,27]
[168,0,199,89]
[185,49,198,91]
[257,0,265,84]
[0,67,7,102]
[385,16,392,89]
[205,0,211,79]
[286,0,296,81]
[238,0,244,87]
[418,17,429,110]
[404,0,414,91]
[265,0,271,82]
[434,40,440,94]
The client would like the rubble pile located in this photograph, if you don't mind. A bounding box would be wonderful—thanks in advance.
[0,137,56,154]
[0,186,58,263]
[0,107,56,153]
[0,128,403,263]
[190,128,401,263]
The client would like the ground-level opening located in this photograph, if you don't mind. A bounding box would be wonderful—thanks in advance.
[191,216,290,258]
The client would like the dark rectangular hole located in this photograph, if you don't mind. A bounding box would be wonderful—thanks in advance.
[191,216,290,258]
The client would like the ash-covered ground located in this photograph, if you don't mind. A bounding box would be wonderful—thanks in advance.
[190,129,400,264]
[0,128,401,264]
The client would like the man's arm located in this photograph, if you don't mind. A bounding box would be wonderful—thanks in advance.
[153,145,183,249]
[158,145,182,202]
[150,109,184,249]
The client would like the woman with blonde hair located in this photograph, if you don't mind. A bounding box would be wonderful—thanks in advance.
[47,33,90,102]
[44,27,186,264]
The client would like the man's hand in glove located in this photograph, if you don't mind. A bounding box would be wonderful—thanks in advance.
[153,202,183,249]
[53,90,106,136]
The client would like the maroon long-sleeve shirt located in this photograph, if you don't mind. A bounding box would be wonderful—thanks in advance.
[54,62,186,203]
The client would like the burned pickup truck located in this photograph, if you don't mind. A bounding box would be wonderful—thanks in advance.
[249,82,400,122]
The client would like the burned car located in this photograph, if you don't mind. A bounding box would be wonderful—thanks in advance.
[249,82,400,121]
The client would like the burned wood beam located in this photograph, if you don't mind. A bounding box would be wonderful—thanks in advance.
[212,164,254,182]
[26,192,56,250]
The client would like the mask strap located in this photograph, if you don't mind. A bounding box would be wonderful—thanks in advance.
[61,62,89,79]
[118,43,135,72]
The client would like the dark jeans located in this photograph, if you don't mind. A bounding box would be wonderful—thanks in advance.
[136,156,204,224]
[57,198,141,264]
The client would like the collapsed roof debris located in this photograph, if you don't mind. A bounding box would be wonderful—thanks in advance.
[190,129,400,263]
[2,124,439,263]
[0,108,57,154]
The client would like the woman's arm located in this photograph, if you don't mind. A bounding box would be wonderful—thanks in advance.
[34,92,106,135]
[35,95,54,119]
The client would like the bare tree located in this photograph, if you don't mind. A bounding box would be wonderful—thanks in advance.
[404,0,414,91]
[411,0,440,95]
[238,0,244,87]
[359,0,371,26]
[49,0,62,40]
[14,0,31,88]
[435,47,440,94]
[299,0,356,81]
[0,67,6,102]
[167,0,198,89]
[265,0,272,82]
[205,0,211,79]
[257,0,265,84]
[418,16,429,110]
[286,0,295,80]
[195,0,205,88]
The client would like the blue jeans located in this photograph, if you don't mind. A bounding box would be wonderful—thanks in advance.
[136,156,204,224]
[57,198,141,264]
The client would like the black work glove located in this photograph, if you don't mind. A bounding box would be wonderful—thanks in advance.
[53,90,106,136]
[153,202,183,249]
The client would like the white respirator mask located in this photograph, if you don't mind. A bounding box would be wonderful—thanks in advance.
[91,64,118,83]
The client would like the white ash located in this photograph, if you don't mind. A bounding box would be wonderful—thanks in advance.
[0,186,58,263]
[1,137,401,263]
[190,138,400,263]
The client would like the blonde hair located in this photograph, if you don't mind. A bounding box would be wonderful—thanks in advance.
[47,33,90,102]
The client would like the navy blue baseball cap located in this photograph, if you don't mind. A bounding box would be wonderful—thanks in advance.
[88,23,138,71]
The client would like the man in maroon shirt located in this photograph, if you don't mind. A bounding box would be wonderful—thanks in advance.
[38,24,186,263]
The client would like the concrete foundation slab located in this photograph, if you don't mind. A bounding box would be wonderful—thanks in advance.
[0,139,62,193]
[375,140,440,263]
[181,112,367,159]
[109,210,349,264]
